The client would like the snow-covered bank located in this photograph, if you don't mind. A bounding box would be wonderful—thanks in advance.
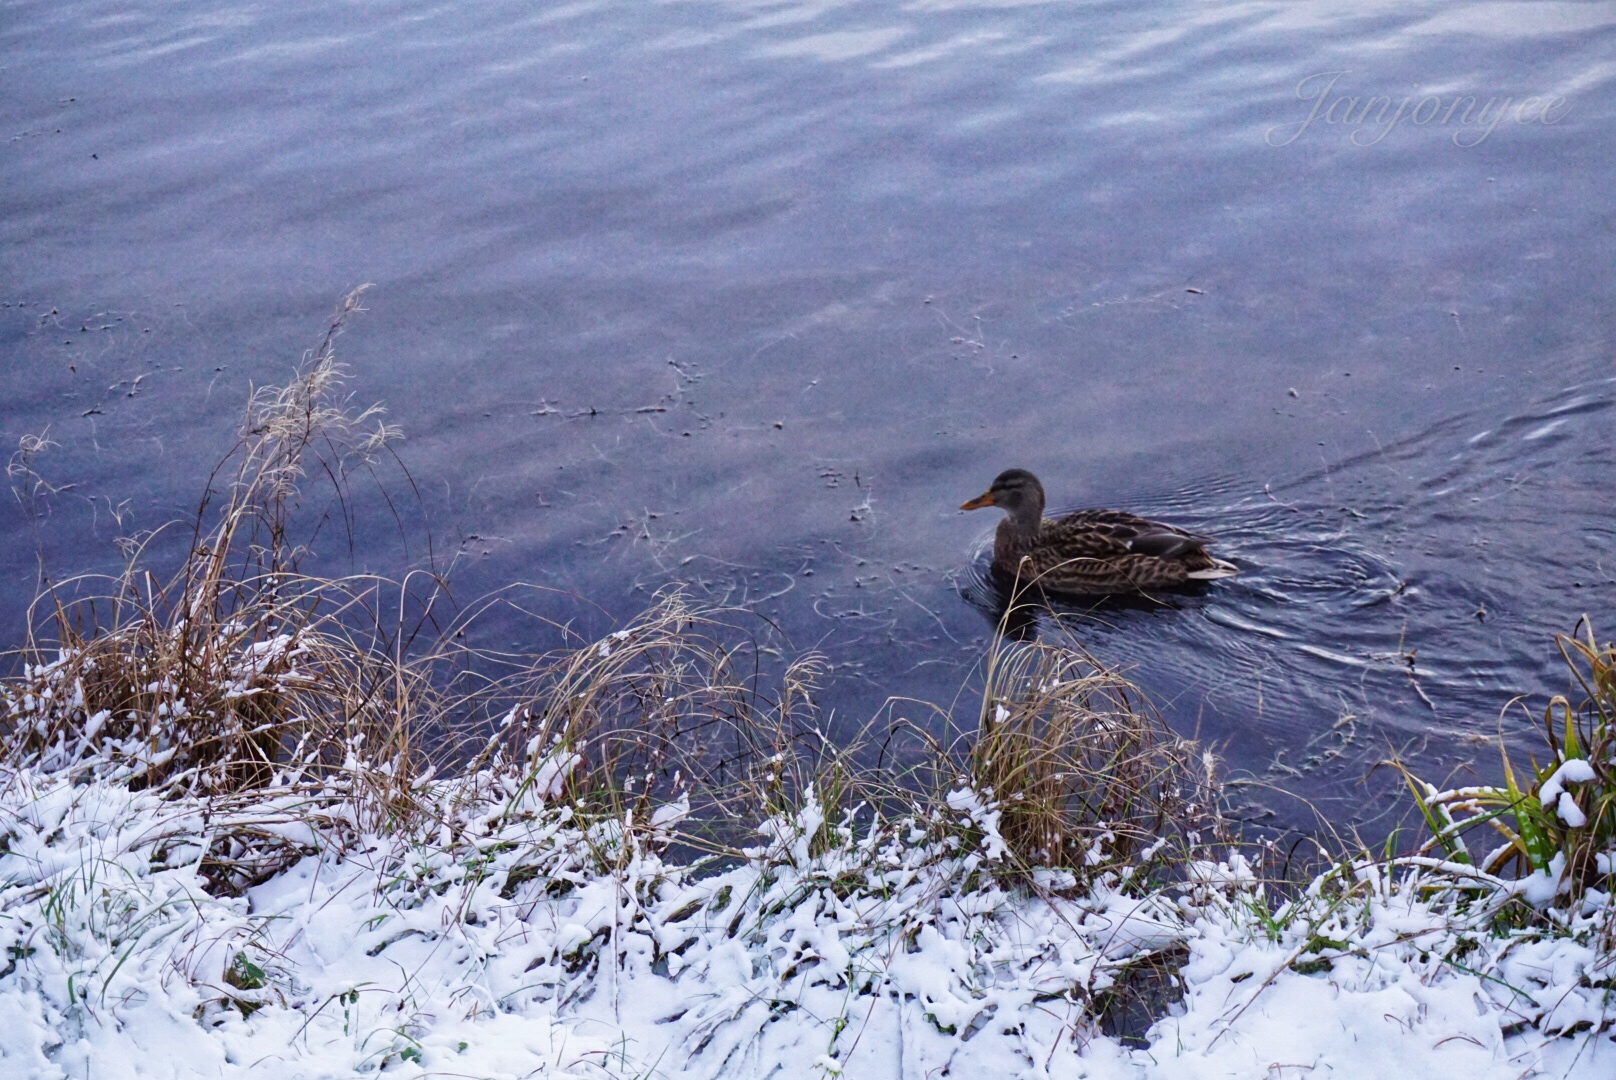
[3,767,1610,1079]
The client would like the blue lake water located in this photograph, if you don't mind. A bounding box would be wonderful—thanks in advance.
[3,0,1614,834]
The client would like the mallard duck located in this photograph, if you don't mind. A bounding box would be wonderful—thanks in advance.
[960,468,1238,594]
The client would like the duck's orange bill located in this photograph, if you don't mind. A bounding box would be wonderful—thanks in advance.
[959,491,997,511]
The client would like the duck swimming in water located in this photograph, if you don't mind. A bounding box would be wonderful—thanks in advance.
[960,468,1238,595]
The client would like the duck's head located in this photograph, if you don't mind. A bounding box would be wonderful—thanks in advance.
[960,469,1046,522]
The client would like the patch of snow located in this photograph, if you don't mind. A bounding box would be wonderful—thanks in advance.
[1557,790,1589,828]
[1,767,1611,1080]
[1540,757,1598,808]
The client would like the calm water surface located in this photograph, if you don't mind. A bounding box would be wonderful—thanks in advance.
[4,0,1614,833]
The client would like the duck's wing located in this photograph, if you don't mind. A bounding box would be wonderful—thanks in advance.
[1017,509,1235,593]
[1034,510,1135,559]
[1127,531,1205,559]
[1043,509,1213,554]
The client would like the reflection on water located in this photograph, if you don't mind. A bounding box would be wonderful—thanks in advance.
[3,0,1614,837]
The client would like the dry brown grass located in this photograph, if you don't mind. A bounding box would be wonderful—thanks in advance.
[454,591,844,858]
[1,289,430,825]
[958,633,1223,886]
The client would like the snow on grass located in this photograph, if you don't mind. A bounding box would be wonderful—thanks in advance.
[3,765,1611,1079]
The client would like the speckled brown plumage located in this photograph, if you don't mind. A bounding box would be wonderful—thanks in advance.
[960,469,1238,595]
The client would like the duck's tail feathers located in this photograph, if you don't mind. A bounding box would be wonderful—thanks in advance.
[1186,558,1239,580]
